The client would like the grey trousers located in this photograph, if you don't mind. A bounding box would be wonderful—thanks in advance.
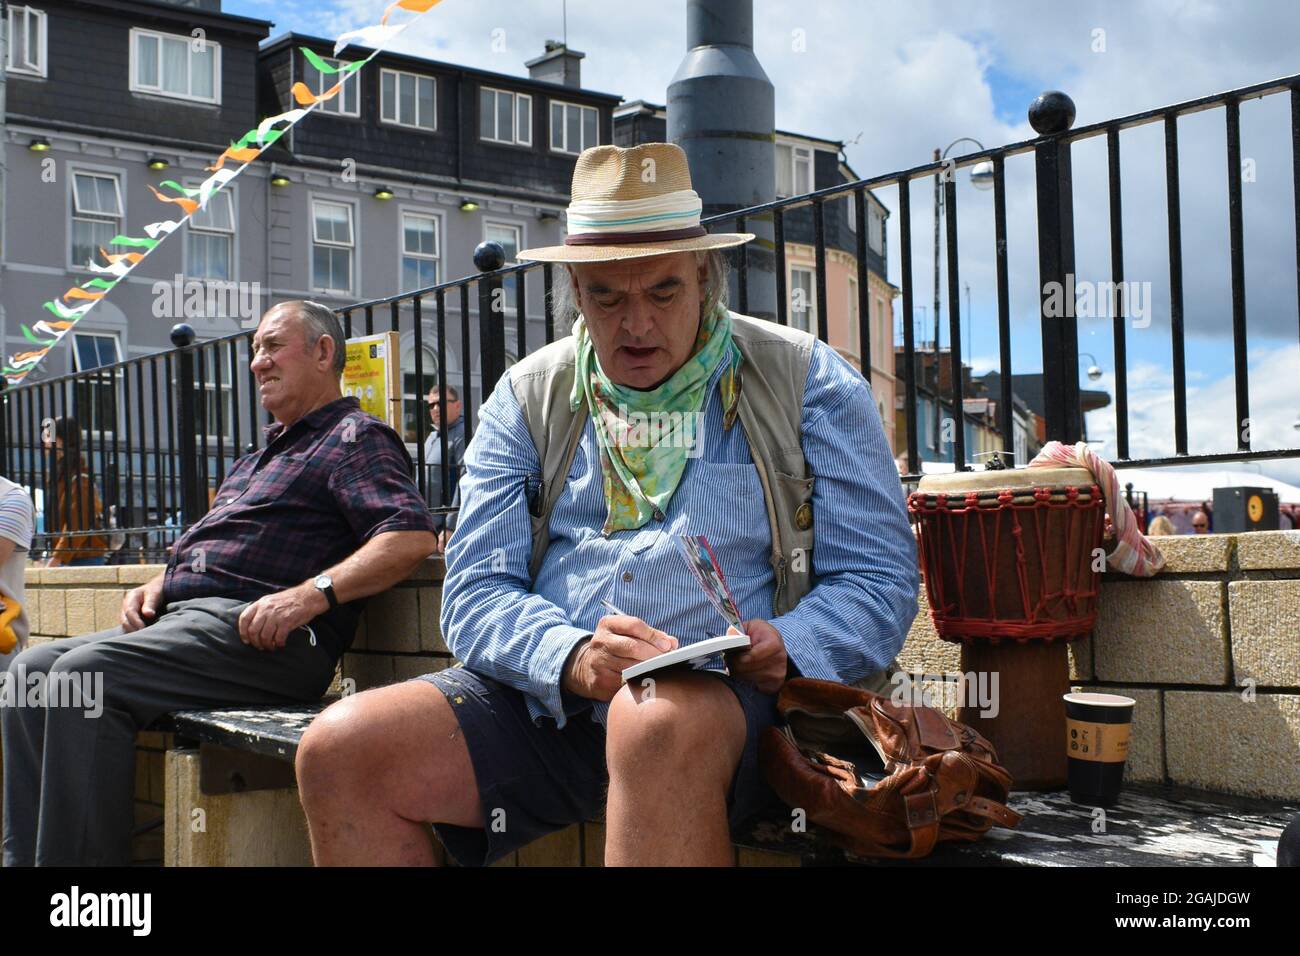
[1,596,339,866]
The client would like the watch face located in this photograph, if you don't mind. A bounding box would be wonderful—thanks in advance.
[315,575,332,589]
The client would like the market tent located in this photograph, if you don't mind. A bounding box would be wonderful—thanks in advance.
[1110,468,1300,505]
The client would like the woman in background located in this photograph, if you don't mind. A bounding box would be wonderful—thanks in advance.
[42,416,108,567]
[1146,514,1176,536]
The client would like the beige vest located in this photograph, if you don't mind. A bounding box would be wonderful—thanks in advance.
[508,311,894,692]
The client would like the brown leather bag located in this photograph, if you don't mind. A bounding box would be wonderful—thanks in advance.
[759,678,1024,860]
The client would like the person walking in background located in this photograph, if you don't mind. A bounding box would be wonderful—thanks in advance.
[41,417,107,567]
[1191,510,1210,534]
[423,384,465,550]
[0,473,35,673]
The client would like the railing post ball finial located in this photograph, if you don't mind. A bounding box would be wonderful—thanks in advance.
[1028,91,1076,135]
[170,323,196,348]
[473,240,506,272]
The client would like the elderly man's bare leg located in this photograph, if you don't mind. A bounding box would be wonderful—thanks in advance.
[604,671,748,866]
[296,680,480,866]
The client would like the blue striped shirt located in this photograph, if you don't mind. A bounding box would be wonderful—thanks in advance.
[440,329,919,728]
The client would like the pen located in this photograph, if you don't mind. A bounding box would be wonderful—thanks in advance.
[600,598,627,617]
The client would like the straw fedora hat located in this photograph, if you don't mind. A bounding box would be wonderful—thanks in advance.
[516,142,755,263]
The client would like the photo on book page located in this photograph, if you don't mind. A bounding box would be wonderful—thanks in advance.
[675,533,743,633]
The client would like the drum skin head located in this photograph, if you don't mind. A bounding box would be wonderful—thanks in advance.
[916,466,1093,493]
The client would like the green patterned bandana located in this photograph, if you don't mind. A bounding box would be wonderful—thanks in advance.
[571,302,743,534]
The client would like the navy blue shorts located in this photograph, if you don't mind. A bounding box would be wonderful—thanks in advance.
[413,666,784,866]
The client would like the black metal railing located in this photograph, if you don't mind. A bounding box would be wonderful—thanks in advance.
[6,74,1300,558]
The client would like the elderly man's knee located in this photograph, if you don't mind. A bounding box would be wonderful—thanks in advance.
[296,681,470,813]
[606,676,744,779]
[7,640,64,677]
[296,694,383,799]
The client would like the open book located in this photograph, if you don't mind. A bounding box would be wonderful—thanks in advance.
[619,534,753,683]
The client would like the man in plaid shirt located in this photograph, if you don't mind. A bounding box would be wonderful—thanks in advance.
[1,301,437,867]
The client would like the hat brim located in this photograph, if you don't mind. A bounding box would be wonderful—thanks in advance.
[517,232,755,264]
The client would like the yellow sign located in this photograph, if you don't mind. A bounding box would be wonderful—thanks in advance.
[1248,494,1263,522]
[341,331,401,430]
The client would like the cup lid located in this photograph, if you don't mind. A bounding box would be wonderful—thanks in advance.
[1063,692,1136,707]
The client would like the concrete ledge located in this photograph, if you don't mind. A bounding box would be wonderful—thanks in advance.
[164,749,313,866]
[1094,580,1228,684]
[38,566,121,585]
[1235,530,1300,571]
[1165,691,1300,799]
[1228,580,1300,686]
[1141,532,1235,573]
[118,565,165,585]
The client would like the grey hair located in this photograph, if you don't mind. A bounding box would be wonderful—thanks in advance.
[284,299,347,375]
[549,249,732,331]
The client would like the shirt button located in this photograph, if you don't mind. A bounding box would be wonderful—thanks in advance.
[652,507,665,521]
[622,571,633,583]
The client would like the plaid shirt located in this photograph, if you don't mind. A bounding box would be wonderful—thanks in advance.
[164,396,435,652]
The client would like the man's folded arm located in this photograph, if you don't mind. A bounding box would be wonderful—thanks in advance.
[769,344,920,684]
[438,375,593,727]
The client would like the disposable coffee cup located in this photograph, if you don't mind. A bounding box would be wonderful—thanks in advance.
[1063,692,1135,807]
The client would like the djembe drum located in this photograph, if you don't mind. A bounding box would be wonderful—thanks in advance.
[908,466,1105,790]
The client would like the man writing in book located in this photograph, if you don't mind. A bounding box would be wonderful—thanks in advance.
[296,144,919,866]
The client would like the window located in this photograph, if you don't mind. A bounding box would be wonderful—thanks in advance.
[485,221,522,313]
[401,347,440,444]
[846,193,857,232]
[868,204,885,255]
[401,212,440,291]
[303,54,358,117]
[550,101,598,154]
[789,267,815,334]
[776,143,813,198]
[72,333,122,436]
[311,200,354,294]
[131,28,220,104]
[480,87,532,146]
[71,171,124,270]
[186,187,235,281]
[381,68,435,130]
[168,349,235,441]
[196,349,235,440]
[5,5,46,76]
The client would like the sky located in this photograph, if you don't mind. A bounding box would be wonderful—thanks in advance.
[222,0,1300,485]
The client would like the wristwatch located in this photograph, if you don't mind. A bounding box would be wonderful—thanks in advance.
[313,574,338,610]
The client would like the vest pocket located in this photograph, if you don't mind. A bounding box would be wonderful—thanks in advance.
[773,469,816,577]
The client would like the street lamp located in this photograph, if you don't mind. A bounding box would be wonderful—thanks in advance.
[933,137,991,454]
[1079,351,1103,382]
